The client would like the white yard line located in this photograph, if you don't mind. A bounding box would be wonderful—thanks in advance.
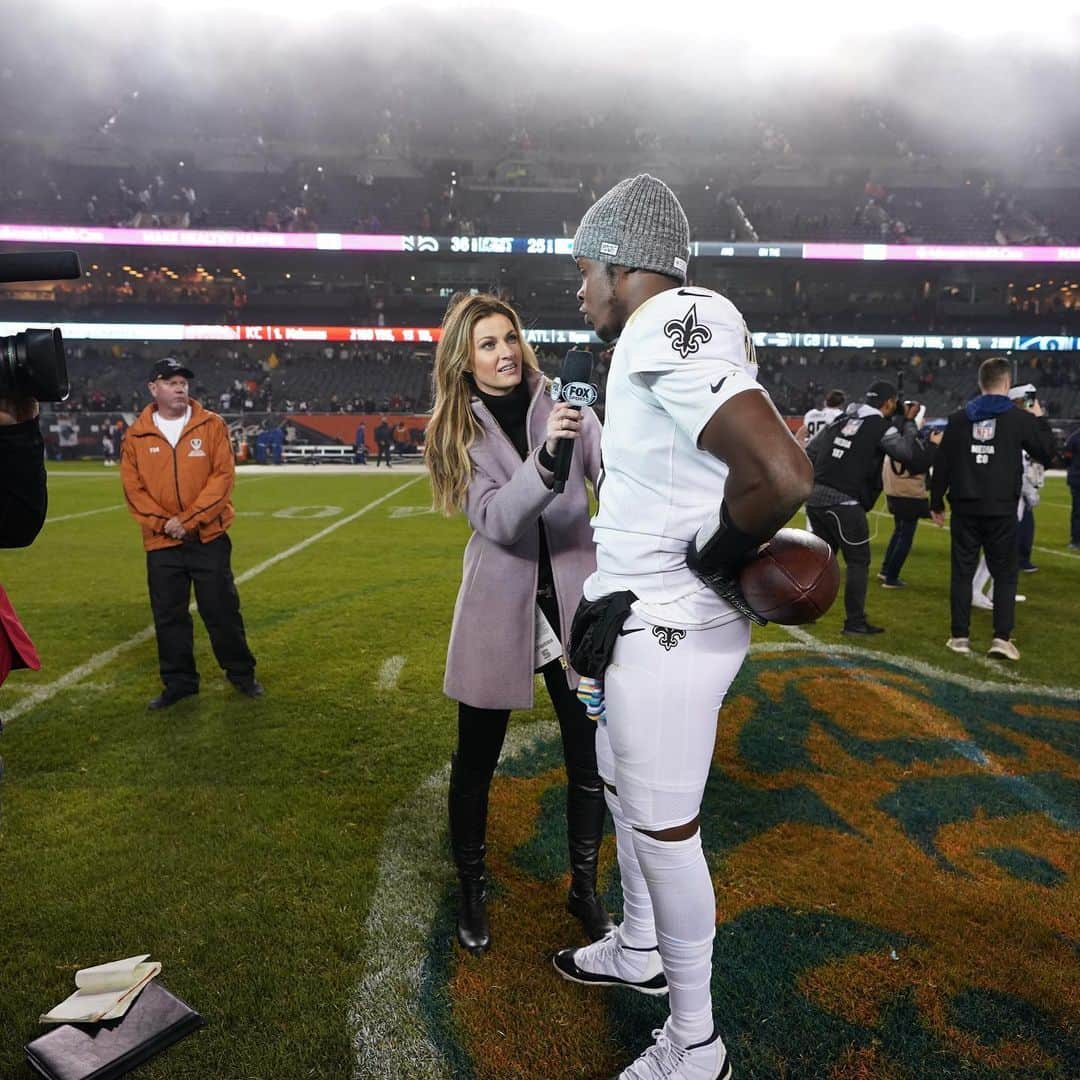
[45,505,124,524]
[348,720,557,1080]
[765,625,1080,700]
[0,476,422,725]
[375,656,406,691]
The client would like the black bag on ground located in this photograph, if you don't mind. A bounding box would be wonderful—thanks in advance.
[568,591,637,678]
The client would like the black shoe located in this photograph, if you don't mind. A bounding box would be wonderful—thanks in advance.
[148,687,198,710]
[880,578,906,589]
[1019,563,1038,573]
[566,779,614,942]
[843,621,885,635]
[456,875,490,955]
[234,680,265,698]
[567,890,616,943]
[449,752,491,956]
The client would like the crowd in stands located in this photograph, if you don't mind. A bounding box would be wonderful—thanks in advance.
[47,340,1080,430]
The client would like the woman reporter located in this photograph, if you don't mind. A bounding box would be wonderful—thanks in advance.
[426,293,611,955]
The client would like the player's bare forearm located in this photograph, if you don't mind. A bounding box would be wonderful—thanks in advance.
[699,390,813,540]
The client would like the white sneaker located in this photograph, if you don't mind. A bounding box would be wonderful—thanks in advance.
[971,593,994,611]
[617,1020,731,1080]
[946,637,971,654]
[1016,594,1026,603]
[553,926,668,995]
[988,638,1020,661]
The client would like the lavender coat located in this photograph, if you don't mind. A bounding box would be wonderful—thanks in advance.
[443,369,602,710]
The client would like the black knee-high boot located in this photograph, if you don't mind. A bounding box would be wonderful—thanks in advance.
[566,778,615,941]
[448,753,491,955]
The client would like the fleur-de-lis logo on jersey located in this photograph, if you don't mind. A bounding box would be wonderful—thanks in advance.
[652,625,687,651]
[663,304,712,359]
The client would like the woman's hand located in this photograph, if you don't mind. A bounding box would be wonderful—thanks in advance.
[544,402,582,457]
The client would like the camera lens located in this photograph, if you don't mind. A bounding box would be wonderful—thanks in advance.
[0,328,69,402]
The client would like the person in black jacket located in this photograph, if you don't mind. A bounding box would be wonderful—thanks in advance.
[805,380,920,634]
[929,357,1055,662]
[0,395,47,549]
[1065,424,1080,550]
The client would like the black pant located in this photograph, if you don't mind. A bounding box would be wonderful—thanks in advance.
[453,658,600,801]
[950,513,1018,640]
[881,517,918,582]
[147,534,256,692]
[376,442,392,467]
[807,504,871,627]
[1072,483,1080,545]
[1017,505,1035,568]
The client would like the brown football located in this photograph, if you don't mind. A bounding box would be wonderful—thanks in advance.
[738,528,840,625]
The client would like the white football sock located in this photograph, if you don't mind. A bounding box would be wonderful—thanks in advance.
[606,786,657,949]
[632,828,716,1048]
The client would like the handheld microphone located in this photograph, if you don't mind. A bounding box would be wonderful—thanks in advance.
[549,349,597,494]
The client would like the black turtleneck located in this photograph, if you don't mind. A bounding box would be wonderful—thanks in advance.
[475,379,530,459]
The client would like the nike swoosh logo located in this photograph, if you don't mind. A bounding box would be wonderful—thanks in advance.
[617,627,645,636]
[710,376,728,394]
[678,289,710,297]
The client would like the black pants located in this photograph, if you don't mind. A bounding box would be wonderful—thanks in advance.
[950,513,1018,640]
[1072,483,1080,545]
[1017,505,1035,568]
[807,504,871,627]
[881,517,917,582]
[376,442,392,467]
[147,534,256,692]
[454,657,600,801]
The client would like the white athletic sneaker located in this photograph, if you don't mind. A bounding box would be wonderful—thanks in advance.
[616,1020,731,1080]
[988,638,1020,661]
[971,593,994,610]
[553,926,668,995]
[945,637,971,654]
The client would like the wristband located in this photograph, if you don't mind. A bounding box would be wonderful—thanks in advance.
[538,444,556,471]
[690,502,763,576]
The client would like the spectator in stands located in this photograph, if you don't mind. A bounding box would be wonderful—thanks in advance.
[425,292,612,956]
[120,358,262,709]
[374,416,393,467]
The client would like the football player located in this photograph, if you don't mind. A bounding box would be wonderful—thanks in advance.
[553,175,812,1080]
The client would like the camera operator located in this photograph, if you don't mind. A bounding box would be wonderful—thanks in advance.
[930,358,1055,662]
[1,393,46,761]
[0,394,47,549]
[805,380,922,634]
[879,407,943,588]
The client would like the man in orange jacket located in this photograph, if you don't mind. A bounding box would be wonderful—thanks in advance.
[121,358,262,709]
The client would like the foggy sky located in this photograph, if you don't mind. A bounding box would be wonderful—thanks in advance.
[4,2,1080,163]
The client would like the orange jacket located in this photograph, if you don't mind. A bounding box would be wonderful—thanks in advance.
[120,400,236,552]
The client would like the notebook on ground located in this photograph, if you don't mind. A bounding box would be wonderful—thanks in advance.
[25,982,204,1080]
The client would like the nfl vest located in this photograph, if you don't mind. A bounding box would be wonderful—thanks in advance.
[812,412,889,509]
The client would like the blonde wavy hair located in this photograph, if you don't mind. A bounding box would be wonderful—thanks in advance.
[426,292,541,515]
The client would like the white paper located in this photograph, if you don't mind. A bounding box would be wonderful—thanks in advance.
[534,604,563,669]
[40,956,161,1024]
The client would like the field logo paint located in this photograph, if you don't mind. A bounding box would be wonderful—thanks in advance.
[353,653,1080,1079]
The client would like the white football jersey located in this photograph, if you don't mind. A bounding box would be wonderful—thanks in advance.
[585,286,767,628]
[803,406,841,438]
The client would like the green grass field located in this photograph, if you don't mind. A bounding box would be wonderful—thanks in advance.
[1,464,1077,1079]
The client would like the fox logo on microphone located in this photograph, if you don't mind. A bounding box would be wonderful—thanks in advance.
[550,376,598,407]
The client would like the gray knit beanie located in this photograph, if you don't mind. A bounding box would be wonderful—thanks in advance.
[572,174,690,283]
